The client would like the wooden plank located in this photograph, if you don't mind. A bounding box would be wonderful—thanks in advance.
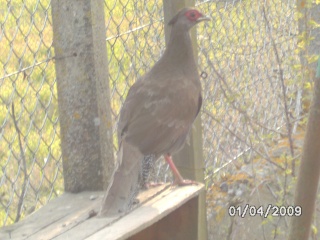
[128,197,198,240]
[86,184,204,240]
[0,184,203,240]
[52,184,171,240]
[0,192,103,240]
[28,195,104,240]
[52,216,114,240]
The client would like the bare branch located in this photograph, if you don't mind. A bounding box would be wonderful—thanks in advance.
[262,6,295,176]
[12,103,28,223]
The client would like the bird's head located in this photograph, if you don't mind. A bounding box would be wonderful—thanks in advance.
[168,8,210,30]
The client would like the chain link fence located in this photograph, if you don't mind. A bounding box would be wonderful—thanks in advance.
[0,0,61,225]
[0,0,304,229]
[198,0,301,181]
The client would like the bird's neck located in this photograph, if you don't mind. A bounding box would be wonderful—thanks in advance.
[162,27,197,72]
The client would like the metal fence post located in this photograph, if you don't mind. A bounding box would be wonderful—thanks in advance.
[163,1,208,239]
[51,0,114,192]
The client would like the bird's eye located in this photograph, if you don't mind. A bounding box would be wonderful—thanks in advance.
[185,10,200,21]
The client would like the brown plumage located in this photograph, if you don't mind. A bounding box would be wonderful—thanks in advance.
[100,8,210,216]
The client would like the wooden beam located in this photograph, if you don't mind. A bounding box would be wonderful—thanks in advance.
[0,192,104,239]
[51,0,114,192]
[0,184,204,240]
[128,197,198,240]
[288,59,320,240]
[87,184,204,240]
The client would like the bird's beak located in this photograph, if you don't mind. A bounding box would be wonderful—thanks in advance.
[196,15,211,23]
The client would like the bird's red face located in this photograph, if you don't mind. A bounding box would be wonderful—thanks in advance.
[184,9,204,22]
[168,8,210,28]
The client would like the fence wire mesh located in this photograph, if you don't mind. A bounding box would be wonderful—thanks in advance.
[0,0,305,229]
[0,0,61,225]
[198,0,301,181]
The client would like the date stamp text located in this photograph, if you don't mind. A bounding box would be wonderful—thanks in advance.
[228,204,302,218]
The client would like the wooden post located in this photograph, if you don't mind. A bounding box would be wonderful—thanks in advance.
[51,0,114,192]
[163,1,208,239]
[288,59,320,240]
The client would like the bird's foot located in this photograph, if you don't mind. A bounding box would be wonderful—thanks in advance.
[164,154,198,186]
[174,178,198,186]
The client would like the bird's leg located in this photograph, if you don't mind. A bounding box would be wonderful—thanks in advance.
[164,154,197,186]
[140,155,164,189]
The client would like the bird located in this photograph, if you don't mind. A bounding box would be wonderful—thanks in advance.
[99,7,210,216]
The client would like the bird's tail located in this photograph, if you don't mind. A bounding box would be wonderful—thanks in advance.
[99,140,142,216]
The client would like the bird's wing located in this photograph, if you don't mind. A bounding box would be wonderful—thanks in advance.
[118,76,201,155]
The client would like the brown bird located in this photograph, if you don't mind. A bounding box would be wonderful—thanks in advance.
[100,7,210,216]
